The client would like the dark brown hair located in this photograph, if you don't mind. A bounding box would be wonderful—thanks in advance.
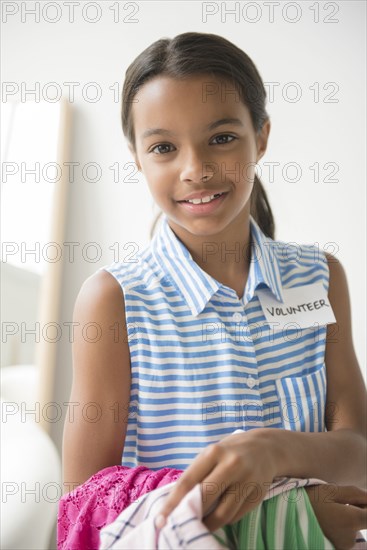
[121,32,275,239]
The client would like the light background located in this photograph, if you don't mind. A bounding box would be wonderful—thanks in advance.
[2,0,366,482]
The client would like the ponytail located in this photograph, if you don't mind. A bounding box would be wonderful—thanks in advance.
[250,175,275,240]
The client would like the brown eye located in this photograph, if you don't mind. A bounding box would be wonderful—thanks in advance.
[150,143,174,154]
[211,134,237,145]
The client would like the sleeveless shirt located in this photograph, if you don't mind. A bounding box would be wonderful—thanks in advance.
[99,214,330,470]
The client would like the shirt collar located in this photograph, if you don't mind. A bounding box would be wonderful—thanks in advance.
[151,213,284,317]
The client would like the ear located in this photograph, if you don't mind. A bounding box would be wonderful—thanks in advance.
[256,118,271,163]
[128,143,142,172]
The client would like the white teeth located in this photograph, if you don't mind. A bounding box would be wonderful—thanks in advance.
[186,193,223,204]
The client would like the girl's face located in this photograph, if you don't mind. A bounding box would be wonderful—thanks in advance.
[129,74,270,239]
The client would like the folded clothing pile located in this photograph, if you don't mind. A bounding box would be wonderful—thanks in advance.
[98,477,337,549]
[58,466,367,549]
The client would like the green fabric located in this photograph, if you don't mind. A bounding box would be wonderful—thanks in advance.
[212,488,335,549]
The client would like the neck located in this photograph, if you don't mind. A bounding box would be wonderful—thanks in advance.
[167,210,252,290]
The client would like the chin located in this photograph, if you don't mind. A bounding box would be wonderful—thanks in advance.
[179,218,230,237]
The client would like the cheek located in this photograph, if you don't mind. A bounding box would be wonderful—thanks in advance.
[240,161,257,186]
[145,178,170,206]
[140,163,161,189]
[222,146,257,182]
[143,161,175,194]
[221,163,256,187]
[142,156,169,178]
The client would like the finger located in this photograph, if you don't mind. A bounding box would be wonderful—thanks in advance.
[200,459,265,529]
[204,485,261,532]
[156,446,218,524]
[332,485,367,507]
[201,467,264,521]
[200,467,233,520]
[345,503,367,530]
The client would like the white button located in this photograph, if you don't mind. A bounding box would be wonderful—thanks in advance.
[232,312,242,322]
[247,375,257,388]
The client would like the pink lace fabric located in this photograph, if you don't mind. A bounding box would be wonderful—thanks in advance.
[57,465,184,550]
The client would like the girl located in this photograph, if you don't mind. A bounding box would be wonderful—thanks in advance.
[63,32,367,548]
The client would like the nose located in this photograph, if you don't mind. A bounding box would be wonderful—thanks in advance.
[179,146,216,183]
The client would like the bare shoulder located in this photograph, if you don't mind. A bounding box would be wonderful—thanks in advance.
[323,251,352,344]
[325,252,348,290]
[75,268,125,317]
[71,267,130,392]
[62,269,131,492]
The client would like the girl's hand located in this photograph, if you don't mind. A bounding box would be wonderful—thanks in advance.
[305,484,367,550]
[156,430,277,532]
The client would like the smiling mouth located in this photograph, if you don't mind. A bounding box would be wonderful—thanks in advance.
[178,192,227,205]
[176,191,229,214]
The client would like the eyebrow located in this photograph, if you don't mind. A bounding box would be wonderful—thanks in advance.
[141,118,244,140]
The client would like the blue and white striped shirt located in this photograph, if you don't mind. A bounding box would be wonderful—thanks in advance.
[100,214,329,470]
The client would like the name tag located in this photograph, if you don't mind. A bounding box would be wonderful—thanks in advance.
[256,282,336,330]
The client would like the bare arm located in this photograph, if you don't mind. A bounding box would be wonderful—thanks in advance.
[259,251,367,487]
[62,269,131,494]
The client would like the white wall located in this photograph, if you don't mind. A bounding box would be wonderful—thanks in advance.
[3,0,366,462]
[1,264,41,367]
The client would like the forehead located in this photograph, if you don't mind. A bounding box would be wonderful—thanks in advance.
[131,74,251,134]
